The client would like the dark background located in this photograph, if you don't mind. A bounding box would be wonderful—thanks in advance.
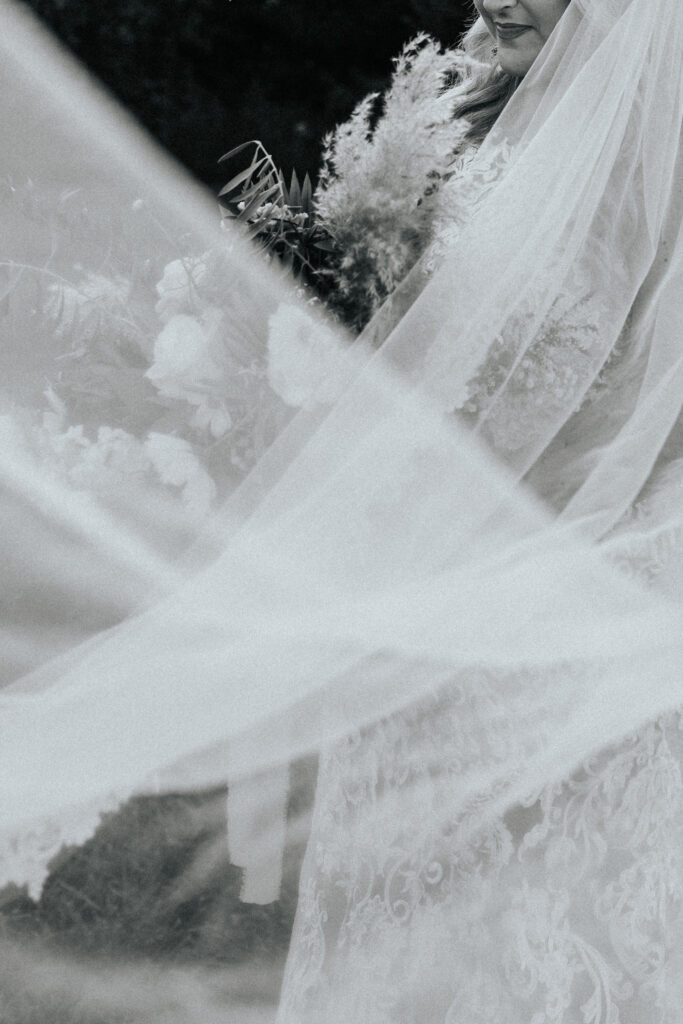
[20,0,471,192]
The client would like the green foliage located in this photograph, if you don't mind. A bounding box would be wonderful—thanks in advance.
[218,34,469,335]
[217,32,470,334]
[218,140,335,285]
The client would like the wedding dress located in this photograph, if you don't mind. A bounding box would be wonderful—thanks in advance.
[0,0,682,1021]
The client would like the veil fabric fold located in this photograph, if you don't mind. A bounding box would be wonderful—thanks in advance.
[0,1,682,1013]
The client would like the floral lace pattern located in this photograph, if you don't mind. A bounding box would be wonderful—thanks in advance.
[418,142,623,470]
[461,292,603,454]
[278,432,683,1023]
[279,690,683,1024]
[275,165,683,1018]
[423,142,514,275]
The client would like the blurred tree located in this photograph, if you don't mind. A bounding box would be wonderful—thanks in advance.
[20,0,470,189]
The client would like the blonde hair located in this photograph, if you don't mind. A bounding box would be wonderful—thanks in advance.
[448,17,520,148]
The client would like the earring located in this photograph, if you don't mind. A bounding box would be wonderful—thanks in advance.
[491,45,499,56]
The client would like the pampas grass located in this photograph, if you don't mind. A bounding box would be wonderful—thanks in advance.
[315,34,469,331]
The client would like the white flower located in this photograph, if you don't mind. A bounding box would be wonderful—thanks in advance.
[11,408,216,519]
[191,403,232,439]
[155,256,208,322]
[146,313,223,399]
[89,427,149,477]
[266,303,356,411]
[145,311,233,438]
[52,426,148,489]
[144,432,198,487]
[145,432,216,516]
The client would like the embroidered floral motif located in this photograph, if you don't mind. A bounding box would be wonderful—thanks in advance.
[279,691,683,1024]
[461,296,601,452]
[424,141,514,275]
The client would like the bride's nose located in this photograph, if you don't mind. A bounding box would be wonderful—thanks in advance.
[482,0,519,13]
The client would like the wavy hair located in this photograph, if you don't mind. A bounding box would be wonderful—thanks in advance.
[449,17,520,148]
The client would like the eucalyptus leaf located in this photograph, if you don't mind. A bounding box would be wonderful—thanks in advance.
[218,156,272,199]
[218,140,263,164]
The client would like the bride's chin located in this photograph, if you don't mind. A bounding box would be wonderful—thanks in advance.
[498,52,534,77]
[496,42,539,78]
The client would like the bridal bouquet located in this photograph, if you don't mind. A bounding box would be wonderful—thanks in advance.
[220,35,468,332]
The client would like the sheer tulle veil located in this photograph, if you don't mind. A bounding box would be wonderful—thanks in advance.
[0,0,682,1016]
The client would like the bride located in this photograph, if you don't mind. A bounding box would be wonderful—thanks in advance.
[273,3,683,1022]
[0,0,682,1021]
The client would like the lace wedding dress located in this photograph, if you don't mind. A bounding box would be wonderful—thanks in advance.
[276,0,683,1017]
[276,302,683,1021]
[280,706,683,1022]
[277,191,683,1024]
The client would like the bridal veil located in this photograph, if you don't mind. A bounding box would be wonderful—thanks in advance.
[0,0,682,1018]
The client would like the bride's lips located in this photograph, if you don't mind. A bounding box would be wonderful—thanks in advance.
[495,22,534,41]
